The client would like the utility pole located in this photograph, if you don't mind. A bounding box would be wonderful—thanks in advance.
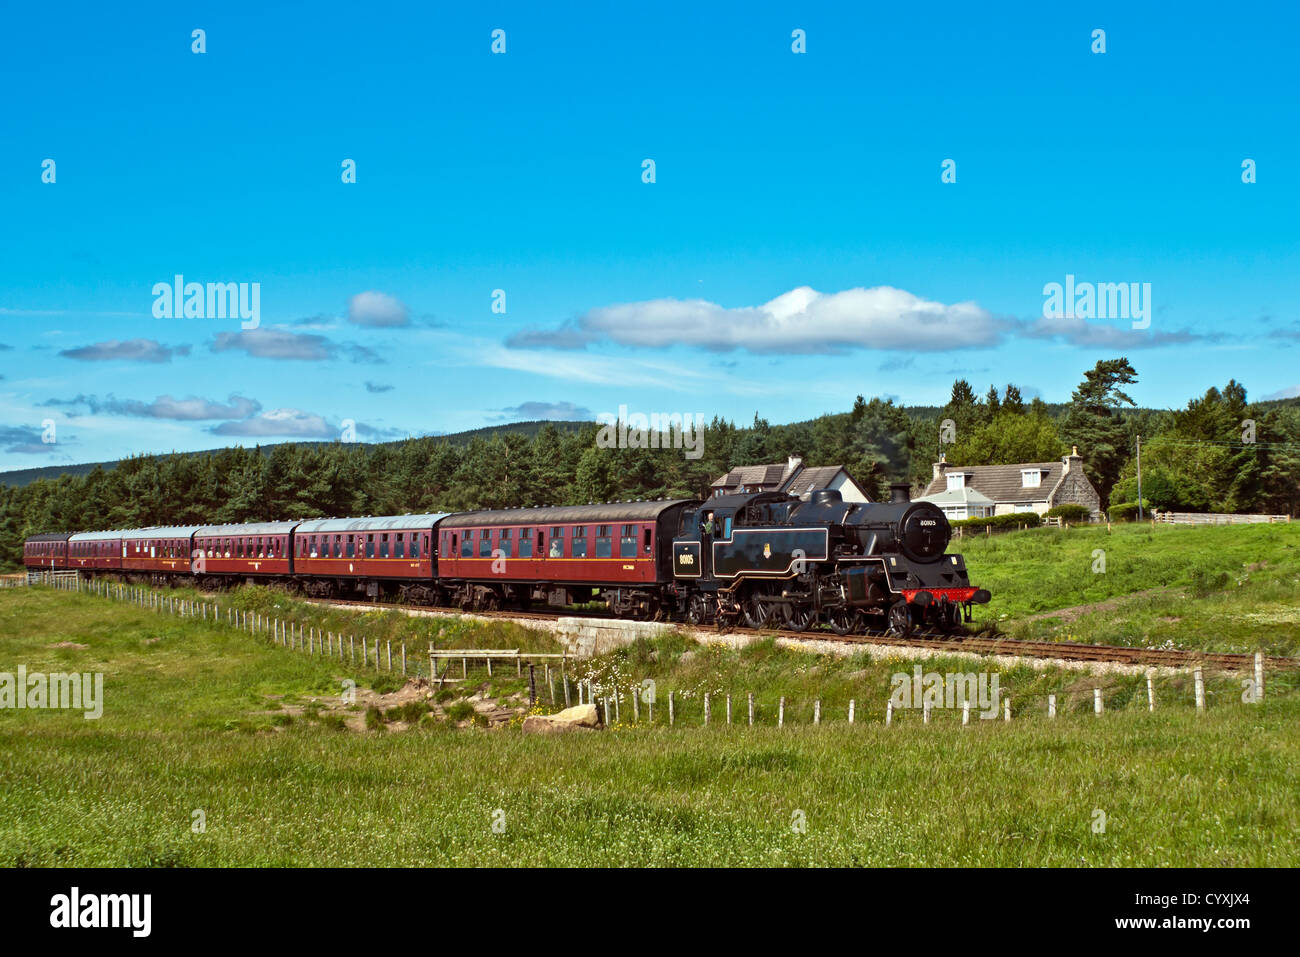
[1136,434,1143,521]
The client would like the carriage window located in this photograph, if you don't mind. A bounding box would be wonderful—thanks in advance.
[380,533,390,559]
[572,525,587,558]
[333,535,342,558]
[460,531,472,558]
[410,534,419,559]
[236,539,244,558]
[519,528,533,558]
[620,525,637,558]
[346,535,355,558]
[366,534,375,559]
[549,526,565,558]
[479,530,492,558]
[225,539,232,557]
[596,526,613,558]
[643,527,653,553]
[395,533,405,559]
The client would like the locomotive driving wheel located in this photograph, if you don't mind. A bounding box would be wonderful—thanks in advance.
[825,605,859,636]
[783,602,814,633]
[743,593,770,629]
[885,600,912,638]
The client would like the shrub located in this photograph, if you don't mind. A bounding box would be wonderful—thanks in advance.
[1046,504,1091,522]
[364,706,385,730]
[1108,502,1142,522]
[951,512,1042,531]
[445,701,475,723]
[385,701,429,724]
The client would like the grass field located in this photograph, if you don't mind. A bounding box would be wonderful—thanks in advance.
[958,521,1300,655]
[2,586,1297,866]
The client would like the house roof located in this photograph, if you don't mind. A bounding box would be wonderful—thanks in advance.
[782,465,846,497]
[711,463,795,489]
[923,462,1063,504]
[915,486,995,506]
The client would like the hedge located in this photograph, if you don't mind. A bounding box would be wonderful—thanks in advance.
[1046,504,1091,522]
[950,511,1042,531]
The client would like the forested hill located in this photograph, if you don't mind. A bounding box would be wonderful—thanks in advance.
[0,420,590,488]
[3,361,1298,569]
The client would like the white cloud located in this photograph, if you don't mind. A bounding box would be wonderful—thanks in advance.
[1263,384,1300,400]
[211,408,335,437]
[508,285,1006,353]
[348,291,409,327]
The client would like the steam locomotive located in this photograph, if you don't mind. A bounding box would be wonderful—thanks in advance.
[668,484,988,636]
[23,485,987,638]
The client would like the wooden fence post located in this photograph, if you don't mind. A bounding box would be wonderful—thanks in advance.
[848,699,855,724]
[778,696,785,728]
[386,641,392,672]
[726,694,732,725]
[1194,667,1205,712]
[1048,694,1057,718]
[668,691,675,726]
[563,676,571,708]
[630,684,637,720]
[1094,688,1103,715]
[1146,672,1155,711]
[922,699,931,724]
[1254,652,1264,702]
[813,699,821,725]
[962,700,970,725]
[528,664,536,707]
[748,692,755,726]
[401,643,407,676]
[1003,697,1011,722]
[885,700,893,726]
[704,693,711,726]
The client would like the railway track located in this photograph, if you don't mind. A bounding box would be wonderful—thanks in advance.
[301,596,1294,673]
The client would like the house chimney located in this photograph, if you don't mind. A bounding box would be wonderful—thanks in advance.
[787,455,802,474]
[933,452,948,482]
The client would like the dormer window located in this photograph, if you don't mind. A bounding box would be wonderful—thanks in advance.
[1021,469,1043,488]
[946,473,965,491]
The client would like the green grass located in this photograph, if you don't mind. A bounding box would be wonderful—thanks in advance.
[2,587,1298,866]
[958,521,1300,654]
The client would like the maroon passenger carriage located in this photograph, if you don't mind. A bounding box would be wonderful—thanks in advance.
[436,500,695,618]
[293,514,444,601]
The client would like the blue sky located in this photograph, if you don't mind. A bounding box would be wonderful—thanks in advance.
[2,1,1298,469]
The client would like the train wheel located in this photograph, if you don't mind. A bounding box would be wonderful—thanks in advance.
[826,606,857,636]
[886,600,912,638]
[939,602,963,635]
[742,593,770,629]
[686,594,709,626]
[782,603,813,632]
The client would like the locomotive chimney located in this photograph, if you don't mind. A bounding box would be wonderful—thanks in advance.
[890,483,911,503]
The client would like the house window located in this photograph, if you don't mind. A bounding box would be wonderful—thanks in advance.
[946,473,965,491]
[1021,469,1042,489]
[1013,504,1036,514]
